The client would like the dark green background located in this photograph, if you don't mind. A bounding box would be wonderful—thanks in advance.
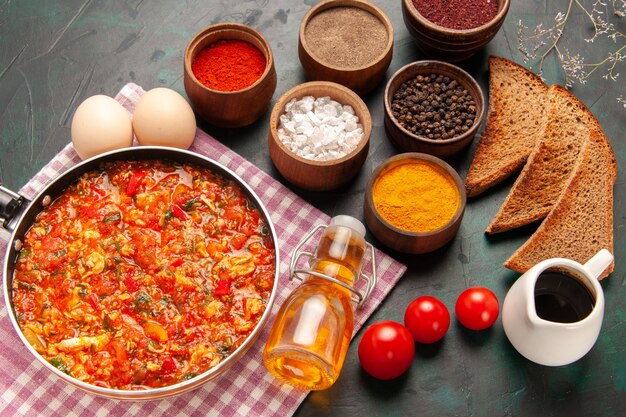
[0,1,624,415]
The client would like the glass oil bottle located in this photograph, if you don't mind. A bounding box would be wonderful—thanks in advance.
[263,215,377,390]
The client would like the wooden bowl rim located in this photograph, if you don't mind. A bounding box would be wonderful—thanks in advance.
[184,23,274,95]
[365,152,467,237]
[269,81,372,167]
[299,0,394,72]
[384,60,485,146]
[402,0,511,35]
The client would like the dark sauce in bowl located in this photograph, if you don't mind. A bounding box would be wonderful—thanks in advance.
[534,271,595,323]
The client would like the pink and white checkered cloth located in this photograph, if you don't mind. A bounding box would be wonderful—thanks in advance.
[0,83,406,417]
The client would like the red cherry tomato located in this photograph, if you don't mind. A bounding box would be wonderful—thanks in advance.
[455,287,499,330]
[404,296,450,343]
[358,321,415,380]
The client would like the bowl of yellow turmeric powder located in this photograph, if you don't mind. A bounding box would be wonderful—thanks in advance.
[364,153,466,253]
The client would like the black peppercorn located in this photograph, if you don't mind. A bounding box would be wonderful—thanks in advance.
[391,73,477,140]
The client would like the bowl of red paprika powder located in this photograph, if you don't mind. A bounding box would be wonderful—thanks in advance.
[402,0,510,62]
[184,23,277,128]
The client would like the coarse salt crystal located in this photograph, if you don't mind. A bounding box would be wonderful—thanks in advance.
[322,104,338,118]
[282,121,296,134]
[277,96,364,161]
[300,96,315,111]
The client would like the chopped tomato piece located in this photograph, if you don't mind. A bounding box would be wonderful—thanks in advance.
[171,204,188,220]
[161,356,176,374]
[111,340,128,366]
[79,206,100,218]
[207,240,225,258]
[214,279,231,296]
[126,170,147,196]
[171,258,184,267]
[124,274,140,292]
[93,186,106,197]
[143,321,168,342]
[230,233,248,250]
[223,207,244,228]
[88,293,100,310]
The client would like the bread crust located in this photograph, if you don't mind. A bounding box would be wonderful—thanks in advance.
[504,129,615,279]
[465,56,549,197]
[486,85,602,234]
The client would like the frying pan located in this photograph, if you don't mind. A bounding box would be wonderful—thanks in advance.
[0,146,280,400]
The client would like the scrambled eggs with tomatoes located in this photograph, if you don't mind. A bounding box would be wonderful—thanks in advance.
[12,160,275,389]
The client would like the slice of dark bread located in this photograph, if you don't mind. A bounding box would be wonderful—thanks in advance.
[504,129,616,280]
[486,85,601,234]
[465,56,550,197]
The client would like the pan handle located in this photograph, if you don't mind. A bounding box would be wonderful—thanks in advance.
[1,185,28,233]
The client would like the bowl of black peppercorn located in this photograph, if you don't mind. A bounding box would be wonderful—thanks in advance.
[383,60,485,159]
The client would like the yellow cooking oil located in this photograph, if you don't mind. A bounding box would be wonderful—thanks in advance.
[263,216,367,390]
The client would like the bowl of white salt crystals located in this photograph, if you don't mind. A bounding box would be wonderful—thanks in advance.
[268,81,372,191]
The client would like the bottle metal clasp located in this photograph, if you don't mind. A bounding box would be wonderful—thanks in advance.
[289,224,378,307]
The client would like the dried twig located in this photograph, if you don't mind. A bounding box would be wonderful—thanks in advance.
[518,0,625,104]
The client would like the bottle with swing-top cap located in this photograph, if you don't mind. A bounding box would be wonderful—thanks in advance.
[263,215,376,390]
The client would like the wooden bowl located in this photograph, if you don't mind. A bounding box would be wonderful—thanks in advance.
[183,23,277,128]
[268,81,371,191]
[298,0,394,96]
[383,60,485,159]
[402,0,510,62]
[364,153,466,254]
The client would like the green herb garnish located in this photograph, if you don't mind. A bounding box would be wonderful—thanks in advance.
[103,212,121,224]
[163,209,173,227]
[220,336,233,355]
[50,358,70,375]
[134,291,152,310]
[40,301,51,314]
[78,286,88,298]
[103,315,114,332]
[17,281,35,291]
[183,198,198,211]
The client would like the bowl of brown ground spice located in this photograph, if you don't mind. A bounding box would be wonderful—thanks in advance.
[363,153,466,254]
[383,60,485,159]
[298,0,394,96]
[402,0,510,62]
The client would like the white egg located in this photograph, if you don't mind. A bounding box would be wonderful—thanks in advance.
[132,88,197,149]
[71,95,133,160]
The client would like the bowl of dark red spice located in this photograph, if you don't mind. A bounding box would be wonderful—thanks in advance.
[268,81,372,191]
[402,0,510,62]
[184,23,277,128]
[298,0,394,96]
[383,60,485,159]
